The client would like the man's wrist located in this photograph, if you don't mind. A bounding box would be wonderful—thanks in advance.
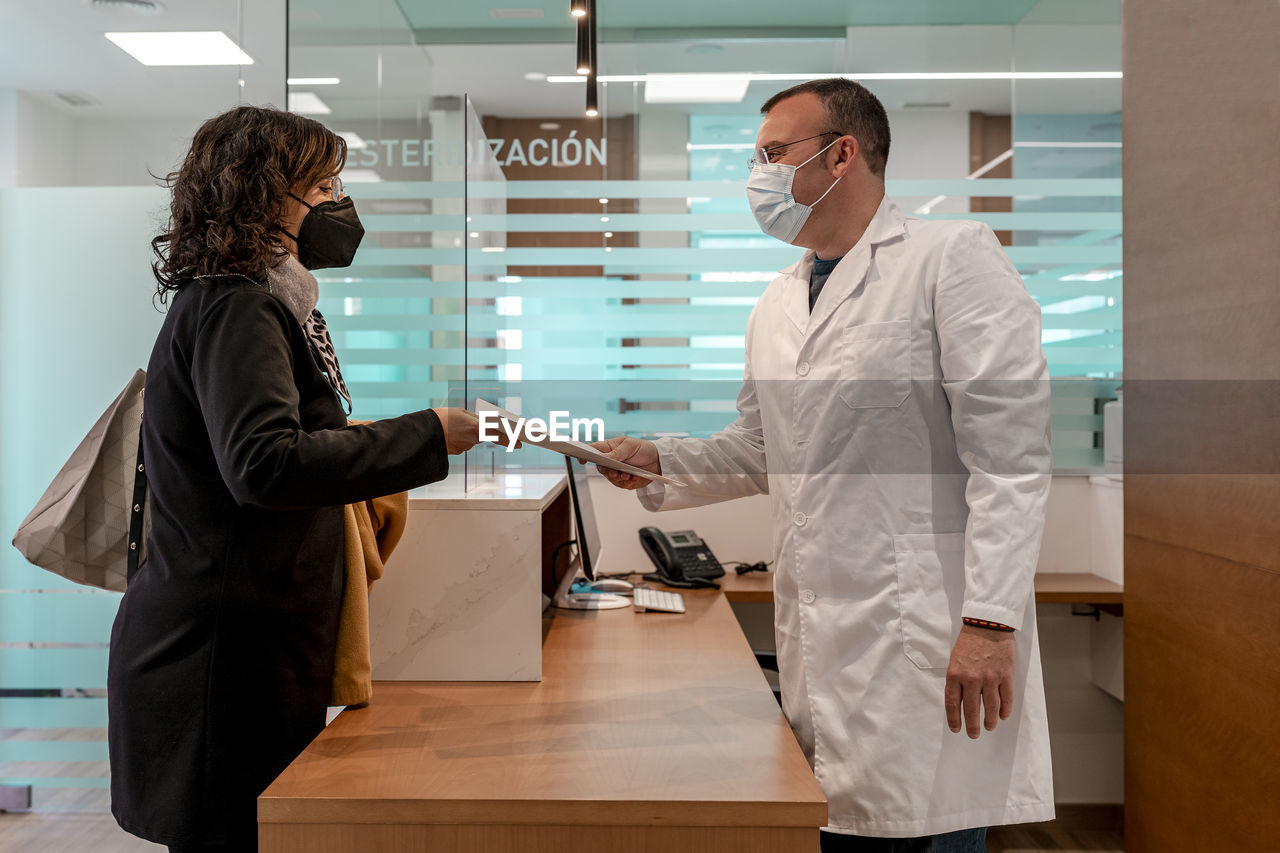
[962,616,1015,633]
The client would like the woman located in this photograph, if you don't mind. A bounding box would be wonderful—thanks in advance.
[107,105,481,852]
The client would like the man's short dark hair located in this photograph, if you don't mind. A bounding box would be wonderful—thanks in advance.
[761,78,891,176]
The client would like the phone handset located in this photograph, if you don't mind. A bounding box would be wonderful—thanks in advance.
[638,526,724,589]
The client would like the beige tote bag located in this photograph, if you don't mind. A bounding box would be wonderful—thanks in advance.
[11,369,149,592]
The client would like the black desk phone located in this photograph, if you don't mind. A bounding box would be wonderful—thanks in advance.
[638,527,725,589]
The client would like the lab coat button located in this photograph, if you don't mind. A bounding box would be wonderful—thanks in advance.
[797,361,811,376]
[793,511,807,527]
[800,589,816,604]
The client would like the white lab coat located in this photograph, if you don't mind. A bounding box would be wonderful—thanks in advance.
[638,198,1054,837]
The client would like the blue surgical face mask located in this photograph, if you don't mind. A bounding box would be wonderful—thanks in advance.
[745,137,842,244]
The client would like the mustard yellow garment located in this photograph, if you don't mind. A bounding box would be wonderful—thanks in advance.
[330,490,408,706]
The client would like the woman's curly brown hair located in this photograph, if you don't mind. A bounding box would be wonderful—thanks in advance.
[151,105,346,301]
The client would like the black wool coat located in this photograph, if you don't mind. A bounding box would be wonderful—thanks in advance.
[108,279,448,847]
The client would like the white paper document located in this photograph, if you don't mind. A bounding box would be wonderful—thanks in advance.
[474,399,687,488]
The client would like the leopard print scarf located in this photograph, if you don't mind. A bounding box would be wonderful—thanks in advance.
[267,254,353,415]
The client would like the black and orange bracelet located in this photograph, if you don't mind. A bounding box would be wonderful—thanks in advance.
[963,616,1015,632]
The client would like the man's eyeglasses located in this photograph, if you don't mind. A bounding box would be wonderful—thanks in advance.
[747,131,843,170]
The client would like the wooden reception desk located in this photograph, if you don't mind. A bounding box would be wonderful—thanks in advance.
[716,568,1124,607]
[259,588,827,852]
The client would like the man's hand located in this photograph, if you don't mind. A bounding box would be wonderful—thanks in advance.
[590,436,660,489]
[944,624,1016,738]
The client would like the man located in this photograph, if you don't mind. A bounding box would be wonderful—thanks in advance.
[594,79,1054,852]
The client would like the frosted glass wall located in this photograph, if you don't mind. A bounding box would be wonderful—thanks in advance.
[0,187,168,808]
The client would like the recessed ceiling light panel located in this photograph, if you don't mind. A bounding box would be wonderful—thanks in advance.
[105,31,253,66]
[644,75,750,104]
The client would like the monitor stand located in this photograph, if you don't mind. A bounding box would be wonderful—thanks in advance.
[554,591,631,611]
[551,563,631,611]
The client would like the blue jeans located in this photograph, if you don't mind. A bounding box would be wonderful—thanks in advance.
[819,827,987,853]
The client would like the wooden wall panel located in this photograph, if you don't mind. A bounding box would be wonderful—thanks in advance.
[1124,537,1280,850]
[1122,1,1280,850]
[1125,475,1279,573]
[968,112,1012,245]
[481,115,638,279]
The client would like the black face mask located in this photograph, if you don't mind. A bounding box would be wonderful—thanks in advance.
[283,193,365,270]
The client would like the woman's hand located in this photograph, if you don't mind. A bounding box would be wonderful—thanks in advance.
[432,408,520,455]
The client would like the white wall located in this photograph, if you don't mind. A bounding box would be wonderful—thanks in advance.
[1038,601,1125,802]
[590,473,1122,587]
[15,91,74,186]
[0,186,169,589]
[0,89,16,188]
[5,106,221,187]
[588,472,1126,805]
[1088,476,1124,585]
[73,117,204,186]
[885,109,972,214]
[3,0,285,188]
[637,109,692,263]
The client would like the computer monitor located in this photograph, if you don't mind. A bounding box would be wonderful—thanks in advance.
[564,455,603,581]
[552,457,630,610]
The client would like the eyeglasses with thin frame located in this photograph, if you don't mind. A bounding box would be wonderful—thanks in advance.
[319,175,344,202]
[747,131,843,171]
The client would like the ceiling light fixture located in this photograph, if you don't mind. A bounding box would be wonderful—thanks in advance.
[574,0,591,75]
[105,31,253,66]
[287,77,340,85]
[583,0,599,117]
[570,0,587,17]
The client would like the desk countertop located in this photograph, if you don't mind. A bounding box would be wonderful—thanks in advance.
[715,570,1123,606]
[260,590,827,830]
[406,471,567,511]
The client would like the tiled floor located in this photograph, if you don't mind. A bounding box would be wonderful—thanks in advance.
[987,825,1124,852]
[0,812,163,852]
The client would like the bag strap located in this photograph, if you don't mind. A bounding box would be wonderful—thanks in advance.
[127,411,148,585]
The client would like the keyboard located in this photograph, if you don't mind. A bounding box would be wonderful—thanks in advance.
[632,586,686,614]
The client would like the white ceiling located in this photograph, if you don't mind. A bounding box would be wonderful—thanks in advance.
[293,26,1121,122]
[0,0,1119,124]
[0,0,283,118]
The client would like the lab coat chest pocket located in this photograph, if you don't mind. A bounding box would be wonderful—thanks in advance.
[837,320,911,409]
[893,532,966,670]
